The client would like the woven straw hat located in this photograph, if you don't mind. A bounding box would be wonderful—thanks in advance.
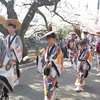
[3,19,21,30]
[0,15,6,24]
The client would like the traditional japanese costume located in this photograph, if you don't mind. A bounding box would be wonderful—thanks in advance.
[89,37,97,54]
[37,44,63,100]
[75,48,92,89]
[5,33,23,85]
[0,38,13,93]
[67,38,78,67]
[67,38,78,53]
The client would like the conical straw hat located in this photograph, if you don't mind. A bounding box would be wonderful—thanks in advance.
[3,19,21,30]
[0,15,6,24]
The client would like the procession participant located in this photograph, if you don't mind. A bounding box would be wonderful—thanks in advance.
[67,32,78,52]
[89,32,97,56]
[67,32,78,68]
[3,19,23,87]
[0,15,13,100]
[32,33,63,100]
[75,41,92,92]
[83,31,90,46]
[96,32,100,76]
[89,33,97,44]
[59,37,68,59]
[0,37,14,99]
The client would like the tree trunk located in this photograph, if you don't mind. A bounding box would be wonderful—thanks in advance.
[19,1,38,57]
[21,2,38,35]
[7,0,17,19]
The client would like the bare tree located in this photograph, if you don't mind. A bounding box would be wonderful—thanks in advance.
[0,0,60,56]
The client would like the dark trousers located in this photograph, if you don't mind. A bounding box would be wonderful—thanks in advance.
[3,86,8,97]
[61,47,68,58]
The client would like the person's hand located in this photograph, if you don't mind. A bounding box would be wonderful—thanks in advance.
[9,48,13,52]
[46,62,52,68]
[81,61,86,65]
[31,56,37,61]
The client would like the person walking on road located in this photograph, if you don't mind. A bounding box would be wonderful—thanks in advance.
[32,32,63,100]
[74,41,92,92]
[89,32,97,56]
[59,37,68,59]
[67,32,78,67]
[83,31,90,48]
[3,19,23,87]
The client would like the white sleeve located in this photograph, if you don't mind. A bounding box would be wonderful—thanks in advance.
[37,56,44,73]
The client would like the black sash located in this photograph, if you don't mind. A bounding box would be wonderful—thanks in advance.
[8,34,19,62]
[78,49,91,71]
[47,44,55,60]
[78,49,87,61]
[47,45,60,77]
[44,45,56,76]
[8,34,20,78]
[8,34,18,48]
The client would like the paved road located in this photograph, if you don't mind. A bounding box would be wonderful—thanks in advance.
[10,61,100,100]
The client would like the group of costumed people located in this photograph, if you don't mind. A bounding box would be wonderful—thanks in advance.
[0,16,63,100]
[67,30,100,92]
[0,15,23,99]
[1,13,100,100]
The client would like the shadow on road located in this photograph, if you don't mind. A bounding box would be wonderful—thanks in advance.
[10,62,100,100]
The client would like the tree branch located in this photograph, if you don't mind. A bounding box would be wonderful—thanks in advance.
[53,0,59,12]
[7,0,17,19]
[20,0,61,37]
[38,0,60,7]
[29,29,47,38]
[45,1,58,12]
[22,3,32,6]
[36,9,48,29]
[23,0,60,7]
[54,11,73,25]
[0,0,7,7]
[0,25,9,36]
[20,1,38,37]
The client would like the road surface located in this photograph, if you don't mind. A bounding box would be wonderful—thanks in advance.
[10,61,100,100]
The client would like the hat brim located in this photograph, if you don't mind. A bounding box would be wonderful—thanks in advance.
[3,19,21,30]
[83,31,89,34]
[69,32,76,35]
[96,32,100,34]
[90,33,96,35]
[0,15,6,24]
